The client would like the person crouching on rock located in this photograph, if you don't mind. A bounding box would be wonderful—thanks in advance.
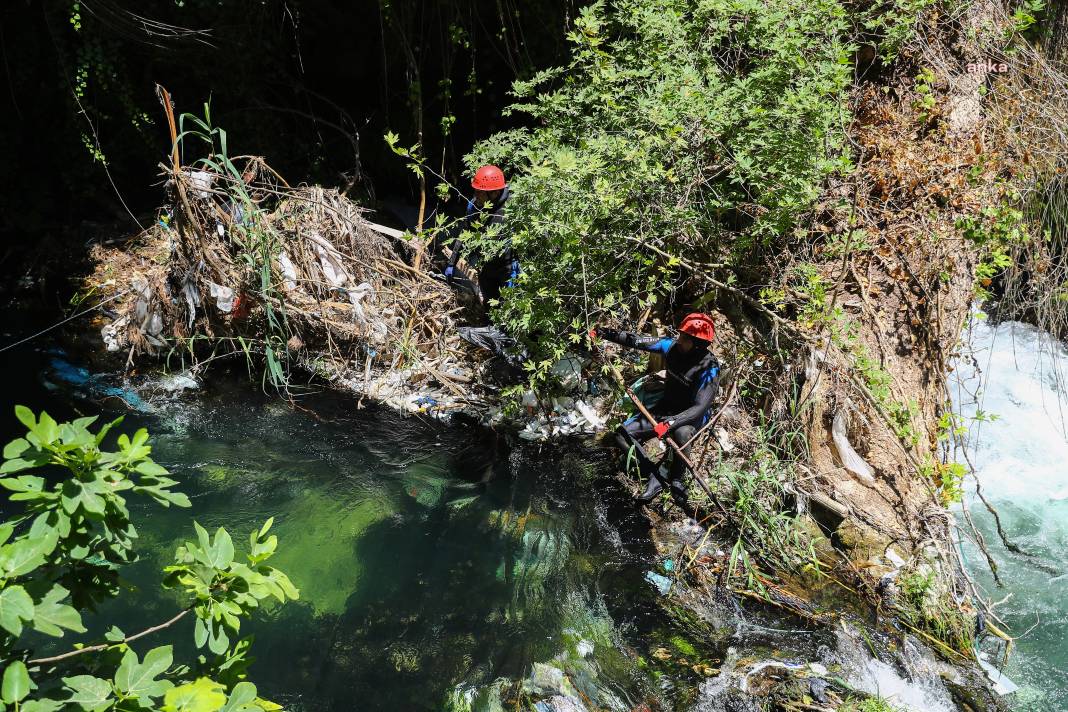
[443,164,518,307]
[592,313,720,507]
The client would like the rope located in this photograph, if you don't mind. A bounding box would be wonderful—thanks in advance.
[0,290,131,355]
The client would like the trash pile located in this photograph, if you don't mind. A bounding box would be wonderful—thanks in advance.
[85,157,625,440]
[88,157,490,414]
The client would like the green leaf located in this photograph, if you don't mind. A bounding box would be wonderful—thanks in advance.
[135,460,169,478]
[208,528,234,569]
[62,674,114,712]
[2,438,30,460]
[114,645,174,699]
[2,662,31,704]
[0,585,35,636]
[0,530,59,578]
[194,616,208,648]
[162,678,227,712]
[207,620,230,655]
[32,584,86,637]
[218,682,258,712]
[94,416,124,446]
[14,406,36,431]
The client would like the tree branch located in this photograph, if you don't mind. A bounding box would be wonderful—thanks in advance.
[28,608,190,666]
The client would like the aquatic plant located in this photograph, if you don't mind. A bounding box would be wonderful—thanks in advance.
[0,406,298,711]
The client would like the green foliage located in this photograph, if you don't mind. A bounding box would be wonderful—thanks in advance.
[957,199,1029,299]
[461,0,855,373]
[1011,0,1045,34]
[1,406,188,608]
[713,440,818,581]
[861,0,938,59]
[896,564,974,654]
[164,520,297,655]
[0,408,296,712]
[839,696,905,712]
[913,67,938,123]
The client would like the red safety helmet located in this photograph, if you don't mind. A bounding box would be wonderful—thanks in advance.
[679,312,715,342]
[472,164,507,191]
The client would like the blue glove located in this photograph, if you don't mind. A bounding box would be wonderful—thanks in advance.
[444,265,455,281]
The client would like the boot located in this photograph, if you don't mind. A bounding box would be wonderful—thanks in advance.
[667,476,698,518]
[634,469,665,504]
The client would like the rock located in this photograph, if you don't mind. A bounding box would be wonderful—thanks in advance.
[808,677,830,703]
[533,696,587,712]
[526,663,577,698]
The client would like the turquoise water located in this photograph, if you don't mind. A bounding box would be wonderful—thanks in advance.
[953,318,1068,711]
[1,339,724,711]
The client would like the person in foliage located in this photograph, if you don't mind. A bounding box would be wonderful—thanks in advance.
[443,164,519,305]
[592,313,720,506]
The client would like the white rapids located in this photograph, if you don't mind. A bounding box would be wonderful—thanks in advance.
[951,315,1068,711]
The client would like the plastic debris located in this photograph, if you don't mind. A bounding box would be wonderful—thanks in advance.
[574,400,605,429]
[101,317,128,352]
[47,357,148,411]
[978,656,1019,696]
[189,170,213,197]
[831,410,876,486]
[181,280,201,328]
[807,662,828,676]
[158,373,199,393]
[550,354,585,392]
[346,282,375,324]
[715,426,734,453]
[644,571,672,595]
[208,281,235,313]
[277,251,299,291]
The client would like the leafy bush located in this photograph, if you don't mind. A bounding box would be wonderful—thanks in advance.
[464,0,855,374]
[0,407,297,712]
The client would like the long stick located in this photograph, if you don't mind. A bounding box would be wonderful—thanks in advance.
[28,609,190,666]
[592,340,717,500]
[680,379,738,453]
[157,85,179,172]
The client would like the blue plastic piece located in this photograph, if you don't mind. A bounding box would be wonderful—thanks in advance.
[48,358,147,411]
[645,571,672,595]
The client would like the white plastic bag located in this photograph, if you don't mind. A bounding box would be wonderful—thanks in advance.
[831,410,876,486]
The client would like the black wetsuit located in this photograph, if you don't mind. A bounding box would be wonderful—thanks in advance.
[446,187,518,304]
[601,329,720,500]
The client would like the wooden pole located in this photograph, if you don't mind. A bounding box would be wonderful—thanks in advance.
[157,85,179,172]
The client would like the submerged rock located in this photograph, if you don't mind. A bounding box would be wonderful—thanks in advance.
[533,696,587,712]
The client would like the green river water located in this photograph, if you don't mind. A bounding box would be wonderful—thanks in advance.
[0,333,729,711]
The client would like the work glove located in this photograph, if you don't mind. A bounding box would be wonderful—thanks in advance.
[598,327,620,342]
[653,421,671,439]
[444,264,455,282]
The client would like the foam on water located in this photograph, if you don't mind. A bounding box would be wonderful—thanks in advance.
[952,316,1068,711]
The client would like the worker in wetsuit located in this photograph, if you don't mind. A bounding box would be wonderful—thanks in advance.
[443,164,519,306]
[592,313,720,506]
